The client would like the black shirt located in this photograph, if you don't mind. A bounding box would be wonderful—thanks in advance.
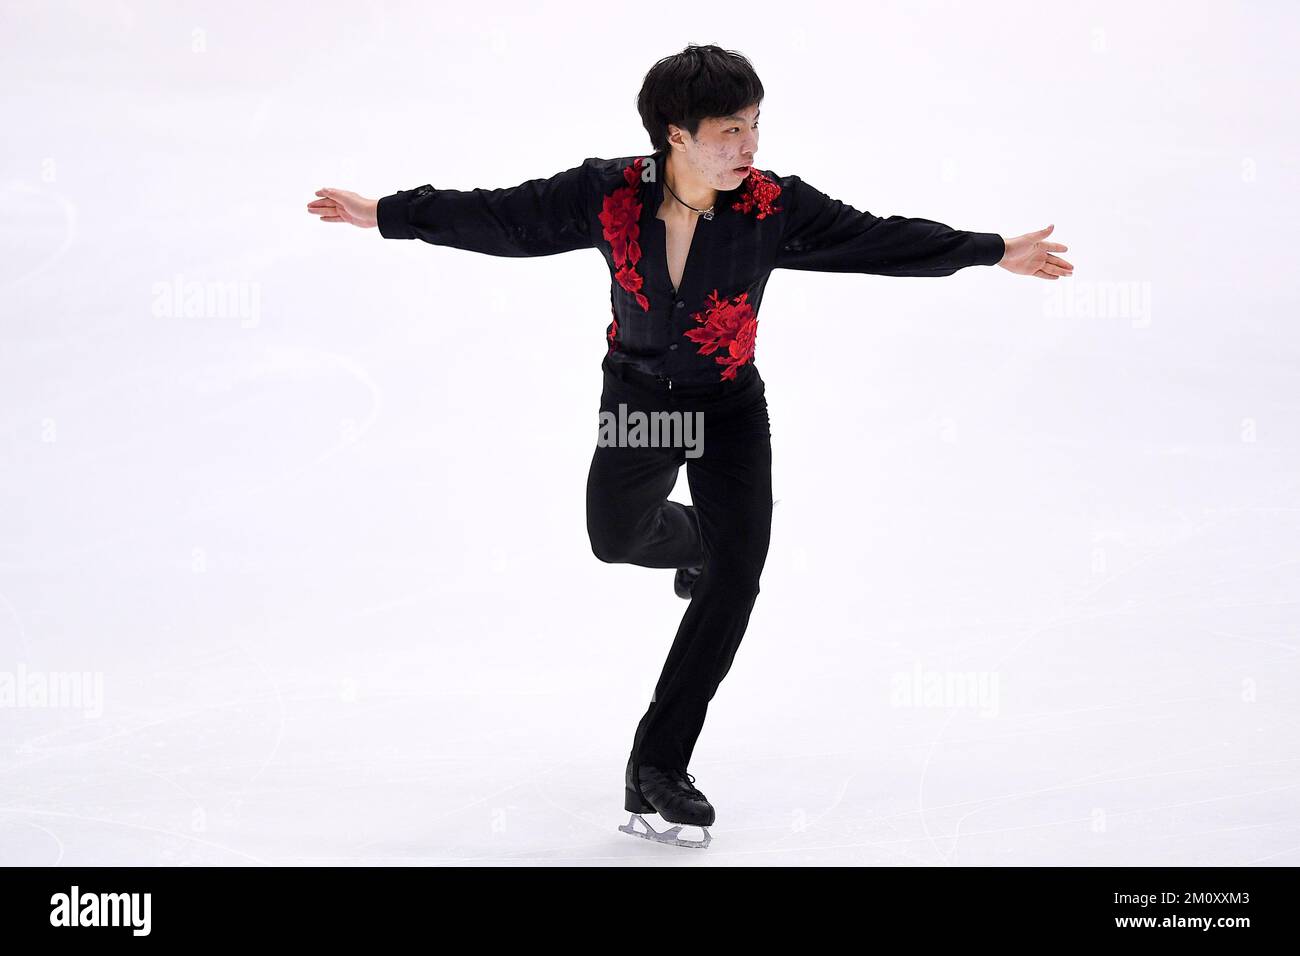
[377,147,1005,386]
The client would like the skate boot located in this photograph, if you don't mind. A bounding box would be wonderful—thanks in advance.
[619,759,714,848]
[673,565,703,600]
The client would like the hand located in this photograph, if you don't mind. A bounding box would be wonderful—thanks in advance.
[307,188,379,228]
[997,224,1073,279]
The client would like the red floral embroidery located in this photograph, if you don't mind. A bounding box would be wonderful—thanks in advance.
[731,168,782,220]
[684,289,759,381]
[606,304,618,354]
[599,158,651,311]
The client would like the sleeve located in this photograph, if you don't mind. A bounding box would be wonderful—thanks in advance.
[376,158,596,257]
[774,174,1004,276]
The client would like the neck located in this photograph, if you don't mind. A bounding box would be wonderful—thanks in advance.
[663,153,717,215]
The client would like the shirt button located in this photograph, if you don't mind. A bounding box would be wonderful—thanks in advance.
[676,301,685,309]
[669,344,678,350]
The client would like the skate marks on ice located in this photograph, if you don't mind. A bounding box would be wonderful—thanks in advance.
[912,477,1300,866]
[0,346,383,574]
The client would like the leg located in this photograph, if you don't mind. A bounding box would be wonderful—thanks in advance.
[629,386,773,771]
[586,379,705,570]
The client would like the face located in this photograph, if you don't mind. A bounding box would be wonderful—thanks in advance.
[667,103,760,189]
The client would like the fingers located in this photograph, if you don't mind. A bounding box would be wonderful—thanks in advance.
[1043,242,1068,252]
[308,189,339,214]
[307,194,339,218]
[1033,269,1059,280]
[1031,223,1054,238]
[309,188,350,222]
[1044,253,1074,273]
[1040,261,1071,277]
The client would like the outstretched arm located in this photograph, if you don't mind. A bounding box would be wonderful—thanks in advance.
[306,159,597,258]
[774,174,1072,279]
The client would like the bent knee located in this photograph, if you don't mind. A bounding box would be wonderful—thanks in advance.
[590,541,627,564]
[589,531,630,564]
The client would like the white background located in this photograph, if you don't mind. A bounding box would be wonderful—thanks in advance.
[2,0,1297,864]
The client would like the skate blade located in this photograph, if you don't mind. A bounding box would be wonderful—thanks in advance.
[618,813,711,849]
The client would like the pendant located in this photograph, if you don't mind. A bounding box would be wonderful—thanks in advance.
[701,208,714,221]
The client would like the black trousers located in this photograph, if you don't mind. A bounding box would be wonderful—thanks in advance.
[586,354,773,772]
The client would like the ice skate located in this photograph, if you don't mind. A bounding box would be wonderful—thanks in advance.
[673,565,702,599]
[619,761,714,848]
[618,811,712,848]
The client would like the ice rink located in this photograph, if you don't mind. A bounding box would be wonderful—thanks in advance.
[2,1,1297,865]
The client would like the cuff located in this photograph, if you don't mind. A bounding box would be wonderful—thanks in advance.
[376,189,420,240]
[969,231,1005,267]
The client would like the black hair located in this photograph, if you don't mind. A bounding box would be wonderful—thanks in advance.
[636,44,765,152]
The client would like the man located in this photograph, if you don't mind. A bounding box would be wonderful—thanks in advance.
[306,44,1072,848]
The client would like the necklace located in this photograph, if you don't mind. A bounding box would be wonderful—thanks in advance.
[663,175,715,221]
